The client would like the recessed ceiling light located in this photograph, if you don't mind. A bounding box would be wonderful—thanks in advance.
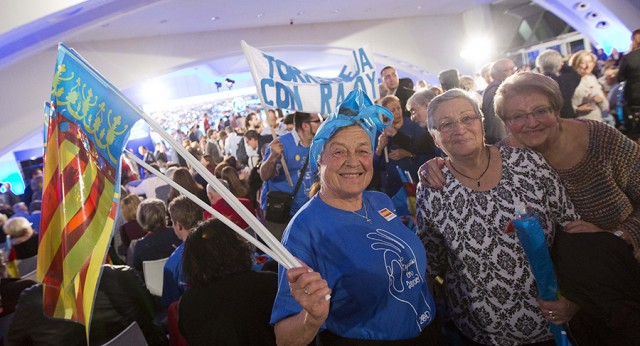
[333,9,340,14]
[417,6,422,10]
[257,13,264,18]
[211,16,219,21]
[585,11,600,20]
[297,11,304,16]
[573,2,590,11]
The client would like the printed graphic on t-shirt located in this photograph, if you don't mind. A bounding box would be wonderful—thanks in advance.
[367,229,433,330]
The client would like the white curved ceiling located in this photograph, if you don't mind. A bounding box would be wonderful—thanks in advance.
[0,0,638,157]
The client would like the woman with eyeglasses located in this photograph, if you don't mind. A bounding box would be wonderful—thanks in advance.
[420,72,640,344]
[415,87,583,345]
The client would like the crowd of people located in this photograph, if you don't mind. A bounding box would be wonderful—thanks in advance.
[0,29,638,345]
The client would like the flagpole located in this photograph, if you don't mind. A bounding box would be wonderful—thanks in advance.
[124,152,290,266]
[133,111,299,269]
[267,118,293,186]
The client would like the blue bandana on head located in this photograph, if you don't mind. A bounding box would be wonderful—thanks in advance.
[309,89,393,171]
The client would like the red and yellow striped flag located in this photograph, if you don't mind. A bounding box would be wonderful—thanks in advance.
[37,44,141,335]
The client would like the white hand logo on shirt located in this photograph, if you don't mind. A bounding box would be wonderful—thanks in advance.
[367,228,433,328]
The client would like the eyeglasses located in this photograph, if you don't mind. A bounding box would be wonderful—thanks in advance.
[305,120,321,123]
[435,114,481,133]
[506,107,553,126]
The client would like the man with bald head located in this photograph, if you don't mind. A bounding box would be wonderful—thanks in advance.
[482,58,517,144]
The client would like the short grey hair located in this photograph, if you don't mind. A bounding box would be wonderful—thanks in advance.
[536,50,563,75]
[136,198,167,232]
[426,88,482,130]
[206,179,229,195]
[407,89,437,111]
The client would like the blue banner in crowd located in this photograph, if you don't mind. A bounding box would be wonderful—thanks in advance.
[242,41,377,114]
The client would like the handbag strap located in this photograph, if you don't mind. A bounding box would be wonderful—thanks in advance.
[292,154,310,198]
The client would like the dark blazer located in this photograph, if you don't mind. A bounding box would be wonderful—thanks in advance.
[133,227,181,272]
[618,50,640,108]
[548,64,581,119]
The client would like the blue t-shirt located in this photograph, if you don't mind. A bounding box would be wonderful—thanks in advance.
[162,242,186,307]
[260,132,317,216]
[271,191,436,340]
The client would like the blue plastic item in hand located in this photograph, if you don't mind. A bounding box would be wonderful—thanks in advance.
[512,207,569,346]
[512,210,558,301]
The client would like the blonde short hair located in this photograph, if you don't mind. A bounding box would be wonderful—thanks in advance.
[568,50,596,69]
[120,194,141,222]
[3,217,32,238]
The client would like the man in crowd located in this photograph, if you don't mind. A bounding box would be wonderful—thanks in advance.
[126,164,168,199]
[379,66,414,117]
[162,195,202,307]
[618,28,640,130]
[378,66,436,185]
[438,68,461,91]
[535,49,581,119]
[204,128,224,165]
[138,145,156,165]
[138,145,156,178]
[245,112,262,132]
[240,129,261,171]
[203,180,254,229]
[482,58,518,144]
[224,126,243,158]
[259,111,320,240]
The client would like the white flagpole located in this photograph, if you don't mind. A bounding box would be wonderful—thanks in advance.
[125,152,290,266]
[133,111,299,269]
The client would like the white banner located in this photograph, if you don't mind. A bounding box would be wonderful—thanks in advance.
[242,40,378,114]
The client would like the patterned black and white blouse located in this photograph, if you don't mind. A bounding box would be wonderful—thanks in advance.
[416,146,578,345]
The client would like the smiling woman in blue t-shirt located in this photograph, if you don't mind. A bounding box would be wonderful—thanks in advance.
[270,90,438,345]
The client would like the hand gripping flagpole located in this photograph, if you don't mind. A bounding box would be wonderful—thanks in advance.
[133,111,299,269]
[269,120,293,187]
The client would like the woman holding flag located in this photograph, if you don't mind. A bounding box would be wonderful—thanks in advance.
[270,89,439,345]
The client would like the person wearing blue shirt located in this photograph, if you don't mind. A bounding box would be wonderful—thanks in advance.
[271,90,439,345]
[259,111,321,240]
[162,195,203,307]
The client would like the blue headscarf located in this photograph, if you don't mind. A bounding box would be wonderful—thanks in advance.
[309,89,393,171]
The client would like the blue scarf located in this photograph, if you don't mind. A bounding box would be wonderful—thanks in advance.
[309,89,392,171]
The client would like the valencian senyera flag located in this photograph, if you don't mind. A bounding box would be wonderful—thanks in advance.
[37,43,141,336]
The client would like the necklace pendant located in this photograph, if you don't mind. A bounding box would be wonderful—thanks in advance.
[477,180,481,187]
